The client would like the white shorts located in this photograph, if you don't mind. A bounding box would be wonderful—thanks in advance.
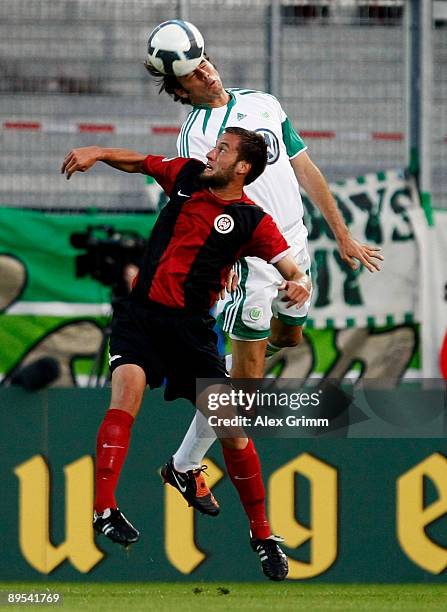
[216,241,312,341]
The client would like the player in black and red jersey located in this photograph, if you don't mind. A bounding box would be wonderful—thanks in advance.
[61,127,311,581]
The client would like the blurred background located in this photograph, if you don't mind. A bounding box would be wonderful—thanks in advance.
[0,0,445,209]
[1,0,447,587]
[0,0,445,387]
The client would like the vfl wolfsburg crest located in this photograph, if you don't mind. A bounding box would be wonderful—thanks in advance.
[249,307,263,321]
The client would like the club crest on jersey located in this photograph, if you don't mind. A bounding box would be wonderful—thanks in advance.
[214,214,234,234]
[255,128,280,165]
[249,307,263,321]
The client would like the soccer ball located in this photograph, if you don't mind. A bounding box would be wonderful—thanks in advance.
[147,20,205,77]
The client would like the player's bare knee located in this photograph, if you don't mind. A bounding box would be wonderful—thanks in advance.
[277,331,302,348]
[270,324,303,348]
[231,359,264,379]
[109,388,141,412]
[231,339,267,378]
[109,364,146,415]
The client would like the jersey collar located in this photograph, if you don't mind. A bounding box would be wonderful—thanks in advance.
[192,90,235,110]
[206,186,252,206]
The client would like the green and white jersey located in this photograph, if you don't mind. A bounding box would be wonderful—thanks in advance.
[177,89,308,248]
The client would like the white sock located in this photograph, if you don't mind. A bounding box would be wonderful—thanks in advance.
[173,410,217,472]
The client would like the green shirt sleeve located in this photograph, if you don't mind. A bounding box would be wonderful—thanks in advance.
[282,116,306,158]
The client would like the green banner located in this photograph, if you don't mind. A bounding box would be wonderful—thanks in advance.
[0,203,421,384]
[1,388,446,582]
[302,169,421,329]
[0,208,157,382]
[0,208,157,306]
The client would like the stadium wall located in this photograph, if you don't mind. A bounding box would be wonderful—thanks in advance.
[1,387,447,582]
[1,0,446,209]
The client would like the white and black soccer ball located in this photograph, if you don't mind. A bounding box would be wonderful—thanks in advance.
[147,20,205,77]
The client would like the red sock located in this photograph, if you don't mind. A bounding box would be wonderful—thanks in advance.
[94,408,135,513]
[222,439,271,539]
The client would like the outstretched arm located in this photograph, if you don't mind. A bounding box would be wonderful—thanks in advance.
[273,254,312,309]
[291,152,384,273]
[61,146,147,179]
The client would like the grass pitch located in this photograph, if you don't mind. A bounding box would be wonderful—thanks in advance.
[1,583,447,611]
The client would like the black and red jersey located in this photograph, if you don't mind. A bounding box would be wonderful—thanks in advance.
[131,155,289,313]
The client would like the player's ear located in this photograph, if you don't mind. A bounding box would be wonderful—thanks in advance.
[236,159,250,178]
[174,87,189,100]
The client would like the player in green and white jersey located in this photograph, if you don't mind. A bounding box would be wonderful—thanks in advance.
[145,53,383,496]
[177,86,312,343]
[178,87,308,253]
[147,56,382,363]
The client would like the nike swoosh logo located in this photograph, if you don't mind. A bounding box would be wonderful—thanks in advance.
[109,354,122,363]
[177,190,190,198]
[234,472,259,480]
[162,156,177,162]
[172,470,187,493]
[102,443,125,449]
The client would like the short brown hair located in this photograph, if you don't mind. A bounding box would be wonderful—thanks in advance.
[224,127,268,185]
[144,55,213,106]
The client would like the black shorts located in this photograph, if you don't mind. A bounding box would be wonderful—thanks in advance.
[108,296,227,404]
